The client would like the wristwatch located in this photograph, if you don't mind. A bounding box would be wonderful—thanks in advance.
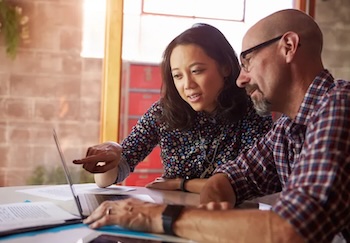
[161,204,185,236]
[180,178,189,192]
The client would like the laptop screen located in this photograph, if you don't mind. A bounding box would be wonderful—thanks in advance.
[52,129,85,218]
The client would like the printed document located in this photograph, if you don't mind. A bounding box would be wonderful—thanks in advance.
[0,201,80,234]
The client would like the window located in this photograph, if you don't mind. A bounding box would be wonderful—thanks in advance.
[82,0,294,61]
[142,0,245,21]
[81,0,106,58]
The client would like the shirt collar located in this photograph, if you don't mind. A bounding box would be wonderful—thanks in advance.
[294,69,334,126]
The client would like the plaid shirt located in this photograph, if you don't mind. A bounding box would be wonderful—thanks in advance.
[215,70,350,242]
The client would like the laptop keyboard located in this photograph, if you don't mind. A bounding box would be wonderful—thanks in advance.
[83,194,131,213]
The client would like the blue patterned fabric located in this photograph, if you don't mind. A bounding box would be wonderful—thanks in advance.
[121,100,272,179]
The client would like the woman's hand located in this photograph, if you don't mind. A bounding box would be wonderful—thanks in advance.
[83,198,166,233]
[73,141,122,173]
[145,178,182,190]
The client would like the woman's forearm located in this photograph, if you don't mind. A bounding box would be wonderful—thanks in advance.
[94,166,119,188]
[184,179,207,193]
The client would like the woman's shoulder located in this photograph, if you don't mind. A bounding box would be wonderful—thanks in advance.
[141,100,179,131]
[143,100,163,116]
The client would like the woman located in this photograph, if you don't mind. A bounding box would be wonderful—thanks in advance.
[73,23,272,193]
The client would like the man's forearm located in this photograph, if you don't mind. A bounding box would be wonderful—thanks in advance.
[172,208,304,243]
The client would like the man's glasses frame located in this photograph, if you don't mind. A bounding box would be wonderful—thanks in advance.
[240,35,283,72]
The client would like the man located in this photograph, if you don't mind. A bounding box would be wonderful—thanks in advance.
[83,9,350,243]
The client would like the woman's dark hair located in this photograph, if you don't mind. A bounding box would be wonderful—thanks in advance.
[159,23,248,130]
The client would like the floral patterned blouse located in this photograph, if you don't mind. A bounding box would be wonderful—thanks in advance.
[120,100,273,179]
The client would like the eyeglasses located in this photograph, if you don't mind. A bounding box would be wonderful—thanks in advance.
[240,35,283,72]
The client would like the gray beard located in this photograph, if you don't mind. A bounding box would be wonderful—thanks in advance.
[252,98,271,117]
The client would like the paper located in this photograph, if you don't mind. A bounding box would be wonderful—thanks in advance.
[258,203,272,210]
[16,184,135,201]
[0,201,79,232]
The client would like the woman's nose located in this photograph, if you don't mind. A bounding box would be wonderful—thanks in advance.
[184,75,195,89]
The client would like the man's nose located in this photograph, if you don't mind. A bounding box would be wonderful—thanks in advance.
[236,69,250,88]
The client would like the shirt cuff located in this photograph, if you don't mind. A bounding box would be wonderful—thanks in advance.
[115,156,130,183]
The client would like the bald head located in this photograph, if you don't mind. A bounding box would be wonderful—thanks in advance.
[244,9,323,56]
[238,9,325,118]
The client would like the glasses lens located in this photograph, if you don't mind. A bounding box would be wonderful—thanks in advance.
[240,35,284,73]
[240,59,248,72]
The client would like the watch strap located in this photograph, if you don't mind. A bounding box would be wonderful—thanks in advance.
[162,204,185,235]
[180,178,189,192]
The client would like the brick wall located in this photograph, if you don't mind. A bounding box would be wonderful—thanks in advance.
[316,0,350,80]
[0,0,102,186]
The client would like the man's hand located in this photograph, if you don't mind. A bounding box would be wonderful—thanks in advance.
[84,198,165,233]
[73,141,122,173]
[200,173,236,205]
[198,201,233,210]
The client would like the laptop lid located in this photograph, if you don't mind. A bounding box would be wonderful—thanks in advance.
[52,129,85,219]
[52,129,151,217]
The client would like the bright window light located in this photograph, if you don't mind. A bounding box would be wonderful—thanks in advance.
[81,0,293,61]
[81,0,106,58]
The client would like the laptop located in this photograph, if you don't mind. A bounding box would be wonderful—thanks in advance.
[0,131,165,240]
[52,129,135,217]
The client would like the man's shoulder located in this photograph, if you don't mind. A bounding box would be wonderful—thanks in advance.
[331,79,350,94]
[318,79,350,104]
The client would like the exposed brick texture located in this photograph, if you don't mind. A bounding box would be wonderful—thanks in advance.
[0,0,101,186]
[316,0,350,80]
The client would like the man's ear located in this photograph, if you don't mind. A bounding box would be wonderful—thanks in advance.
[282,32,300,63]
